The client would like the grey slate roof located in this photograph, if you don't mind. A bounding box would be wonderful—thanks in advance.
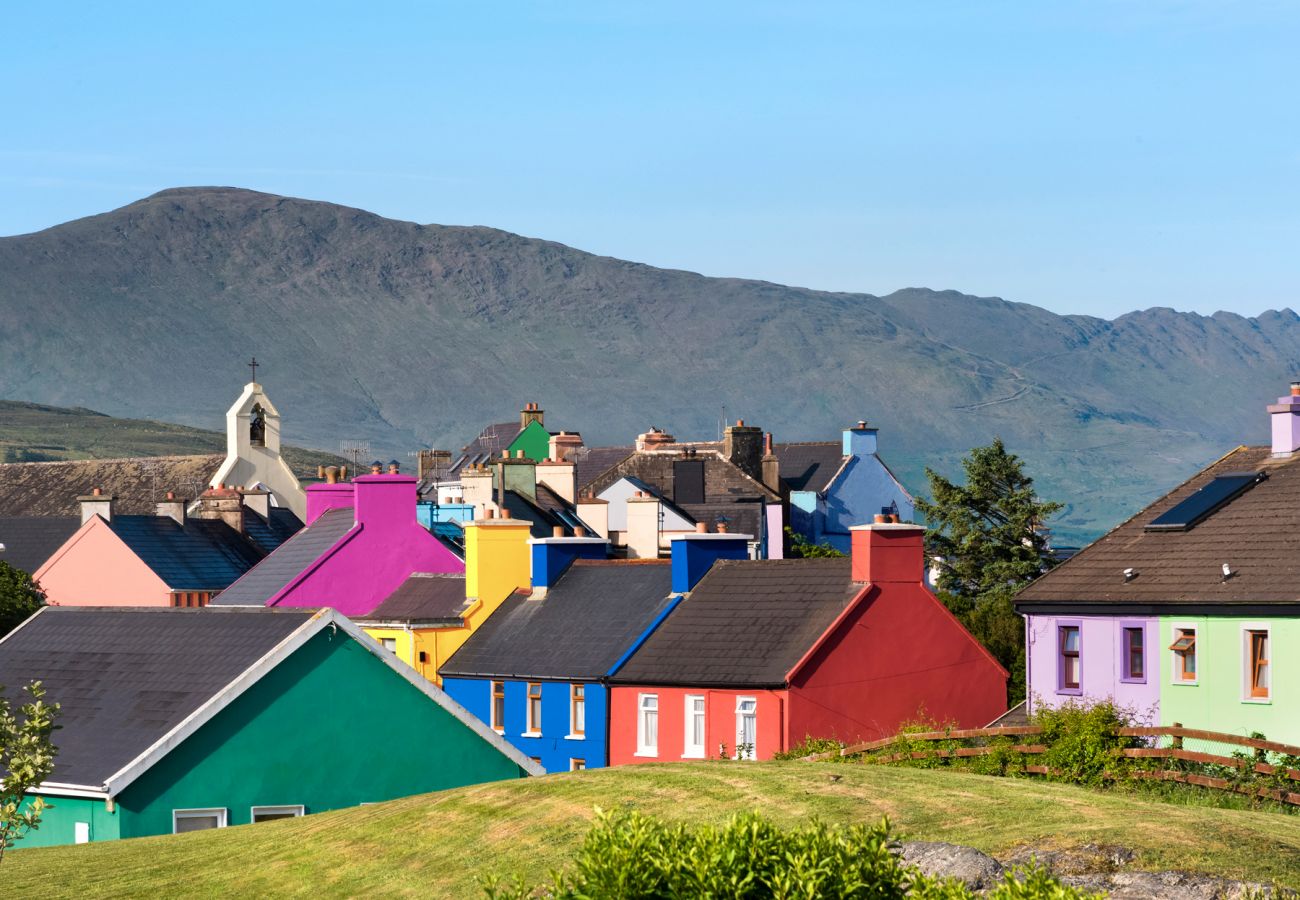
[775,442,845,493]
[0,606,315,788]
[106,515,268,591]
[1016,445,1300,609]
[449,422,522,475]
[573,446,634,490]
[611,558,864,688]
[241,507,305,556]
[358,573,469,624]
[0,516,78,574]
[441,561,676,680]
[209,507,355,606]
[0,454,224,517]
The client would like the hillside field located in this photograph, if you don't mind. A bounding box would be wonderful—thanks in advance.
[7,762,1300,897]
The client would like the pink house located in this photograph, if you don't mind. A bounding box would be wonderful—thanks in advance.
[211,468,464,616]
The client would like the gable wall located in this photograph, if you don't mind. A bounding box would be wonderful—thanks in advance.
[819,456,915,553]
[507,421,552,464]
[34,517,172,607]
[788,582,1006,743]
[116,628,526,839]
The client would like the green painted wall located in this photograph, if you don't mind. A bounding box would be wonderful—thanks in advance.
[1159,616,1300,745]
[508,420,551,463]
[116,629,527,839]
[13,794,119,849]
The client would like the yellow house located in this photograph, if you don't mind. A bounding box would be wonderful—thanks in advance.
[358,514,531,685]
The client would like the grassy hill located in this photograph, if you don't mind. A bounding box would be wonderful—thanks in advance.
[3,187,1299,541]
[7,763,1300,897]
[0,400,344,473]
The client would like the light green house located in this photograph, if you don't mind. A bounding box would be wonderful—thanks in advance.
[1,606,541,848]
[1016,384,1300,745]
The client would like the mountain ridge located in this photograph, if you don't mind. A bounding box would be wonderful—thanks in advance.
[2,186,1295,542]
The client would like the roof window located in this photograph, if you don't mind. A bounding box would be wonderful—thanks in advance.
[1145,471,1266,532]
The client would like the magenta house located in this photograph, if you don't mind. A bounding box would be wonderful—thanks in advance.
[211,469,464,616]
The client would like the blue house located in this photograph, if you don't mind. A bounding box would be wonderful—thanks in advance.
[779,421,914,554]
[439,532,749,771]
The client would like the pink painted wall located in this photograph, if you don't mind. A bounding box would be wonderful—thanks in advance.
[267,474,464,616]
[765,503,784,559]
[306,482,355,524]
[34,517,172,607]
[609,686,786,765]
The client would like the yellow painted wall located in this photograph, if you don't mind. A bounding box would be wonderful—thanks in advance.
[363,519,532,686]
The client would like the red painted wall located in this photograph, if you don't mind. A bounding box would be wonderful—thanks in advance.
[608,686,786,765]
[787,582,1007,745]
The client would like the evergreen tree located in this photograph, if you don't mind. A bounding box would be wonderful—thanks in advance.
[915,439,1062,702]
[0,562,45,638]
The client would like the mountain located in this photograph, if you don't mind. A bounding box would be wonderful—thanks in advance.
[0,400,345,472]
[1,187,1296,542]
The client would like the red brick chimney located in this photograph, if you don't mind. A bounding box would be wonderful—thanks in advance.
[850,522,925,584]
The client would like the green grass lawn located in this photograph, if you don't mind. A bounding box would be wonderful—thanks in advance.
[8,762,1300,898]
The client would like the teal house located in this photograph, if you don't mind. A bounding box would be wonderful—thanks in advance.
[2,606,540,848]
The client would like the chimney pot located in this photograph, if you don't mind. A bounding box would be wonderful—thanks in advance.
[874,513,888,523]
[696,522,708,533]
[92,487,102,496]
[340,464,348,480]
[553,525,564,537]
[736,418,744,427]
[1292,382,1300,397]
[387,459,400,474]
[486,508,496,519]
[166,491,175,500]
[370,460,383,474]
[516,450,524,459]
[716,521,729,533]
[317,465,326,479]
[574,526,587,537]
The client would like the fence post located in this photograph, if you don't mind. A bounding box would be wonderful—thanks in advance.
[1171,723,1183,751]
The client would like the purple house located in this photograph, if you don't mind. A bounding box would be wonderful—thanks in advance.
[211,466,463,616]
[1022,615,1159,717]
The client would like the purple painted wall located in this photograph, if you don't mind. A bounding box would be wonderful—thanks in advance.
[269,474,464,616]
[1025,614,1159,721]
[765,503,784,559]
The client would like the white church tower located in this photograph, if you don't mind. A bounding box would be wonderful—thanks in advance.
[209,368,306,520]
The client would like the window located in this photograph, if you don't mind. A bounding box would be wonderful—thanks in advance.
[570,684,586,737]
[1247,629,1270,700]
[74,822,90,844]
[684,694,706,758]
[735,697,757,760]
[173,808,228,834]
[251,805,305,823]
[526,682,543,734]
[1058,625,1081,692]
[491,681,505,732]
[570,758,586,771]
[1170,627,1197,682]
[379,637,397,653]
[637,693,659,756]
[1121,626,1145,682]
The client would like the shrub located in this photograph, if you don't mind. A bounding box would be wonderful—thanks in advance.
[772,736,846,761]
[483,810,1099,899]
[1031,700,1138,785]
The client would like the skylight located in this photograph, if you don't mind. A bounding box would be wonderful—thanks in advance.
[1145,471,1266,532]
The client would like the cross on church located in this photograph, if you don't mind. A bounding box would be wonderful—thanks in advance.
[248,357,260,382]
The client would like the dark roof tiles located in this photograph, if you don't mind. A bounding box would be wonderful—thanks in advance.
[774,442,846,493]
[0,516,79,574]
[360,573,469,624]
[106,515,269,590]
[611,558,863,687]
[209,507,356,606]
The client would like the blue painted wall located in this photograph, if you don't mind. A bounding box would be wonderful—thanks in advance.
[443,677,607,772]
[669,537,749,593]
[531,541,607,589]
[820,455,915,552]
[418,501,476,529]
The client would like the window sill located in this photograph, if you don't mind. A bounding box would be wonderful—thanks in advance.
[1055,688,1083,696]
[1241,697,1272,705]
[681,753,705,760]
[1171,679,1199,686]
[520,731,543,738]
[1118,678,1147,685]
[633,751,658,758]
[564,734,586,741]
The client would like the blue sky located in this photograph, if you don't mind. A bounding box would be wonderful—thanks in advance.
[2,1,1296,318]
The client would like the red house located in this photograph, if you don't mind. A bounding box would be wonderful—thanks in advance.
[607,522,1007,763]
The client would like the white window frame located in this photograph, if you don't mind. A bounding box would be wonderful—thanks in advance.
[74,821,90,844]
[379,637,397,653]
[683,694,706,759]
[523,682,543,736]
[1170,622,1199,686]
[1241,623,1272,704]
[172,807,228,834]
[490,680,505,733]
[735,696,757,760]
[251,804,306,822]
[636,692,659,757]
[568,683,586,739]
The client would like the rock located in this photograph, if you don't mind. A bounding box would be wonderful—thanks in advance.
[898,841,1004,890]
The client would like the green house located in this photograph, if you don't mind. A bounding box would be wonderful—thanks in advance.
[1,606,540,848]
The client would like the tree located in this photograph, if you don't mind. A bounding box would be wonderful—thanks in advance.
[0,562,45,639]
[0,681,60,862]
[783,527,845,559]
[914,439,1062,702]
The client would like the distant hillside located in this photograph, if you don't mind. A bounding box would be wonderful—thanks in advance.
[0,400,344,474]
[1,187,1296,541]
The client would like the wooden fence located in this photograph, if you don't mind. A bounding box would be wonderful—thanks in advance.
[799,723,1300,807]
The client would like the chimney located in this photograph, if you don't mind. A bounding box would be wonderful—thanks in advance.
[195,484,247,533]
[843,420,879,458]
[529,533,608,592]
[463,513,531,604]
[575,491,609,538]
[1269,382,1300,457]
[669,531,751,594]
[761,432,781,494]
[636,427,676,451]
[548,431,584,462]
[78,487,114,524]
[625,491,663,559]
[537,454,577,504]
[723,419,764,481]
[156,491,186,525]
[498,453,538,501]
[241,488,271,519]
[520,401,545,429]
[460,465,496,519]
[305,476,355,525]
[850,521,925,584]
[352,471,418,530]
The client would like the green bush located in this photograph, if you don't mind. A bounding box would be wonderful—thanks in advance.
[1031,700,1138,785]
[772,736,847,761]
[482,810,1100,899]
